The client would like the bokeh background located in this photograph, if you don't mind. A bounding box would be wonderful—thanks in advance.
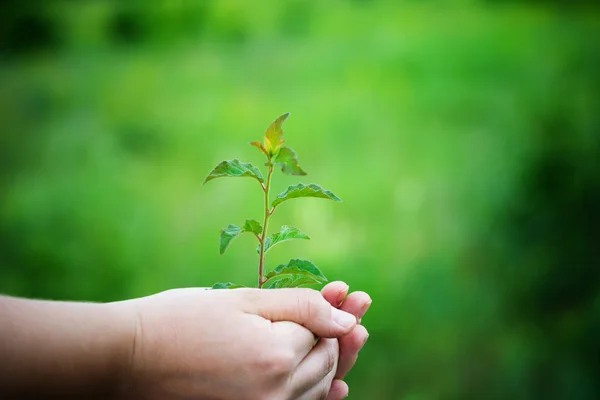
[1,1,599,398]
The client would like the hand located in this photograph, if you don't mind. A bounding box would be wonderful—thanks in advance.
[118,287,357,400]
[321,282,372,398]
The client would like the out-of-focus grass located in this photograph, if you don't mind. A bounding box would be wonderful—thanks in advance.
[1,2,599,398]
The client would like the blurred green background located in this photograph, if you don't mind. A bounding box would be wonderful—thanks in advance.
[1,0,599,398]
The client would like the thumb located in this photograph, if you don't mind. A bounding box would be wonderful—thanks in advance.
[244,288,357,338]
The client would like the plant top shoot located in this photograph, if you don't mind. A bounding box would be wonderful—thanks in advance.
[203,113,342,289]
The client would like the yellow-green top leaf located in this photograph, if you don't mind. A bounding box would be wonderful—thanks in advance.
[263,112,289,157]
[249,141,269,157]
[272,183,342,209]
[203,159,264,185]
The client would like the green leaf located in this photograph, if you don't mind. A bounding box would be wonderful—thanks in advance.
[203,159,264,185]
[265,259,328,281]
[219,224,242,255]
[264,112,289,157]
[212,282,247,289]
[274,146,307,176]
[263,275,322,289]
[263,259,328,289]
[242,219,263,236]
[219,219,262,255]
[258,225,310,254]
[272,183,342,208]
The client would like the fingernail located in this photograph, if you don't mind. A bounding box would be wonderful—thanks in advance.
[332,308,356,329]
[336,284,349,307]
[361,333,370,348]
[358,299,373,321]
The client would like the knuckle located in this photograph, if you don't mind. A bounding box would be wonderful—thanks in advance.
[259,349,296,380]
[319,388,329,400]
[324,340,338,373]
[316,380,331,400]
[314,339,338,380]
[297,288,325,321]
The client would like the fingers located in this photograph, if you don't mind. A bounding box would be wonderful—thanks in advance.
[270,320,318,362]
[243,289,356,338]
[335,324,368,379]
[322,283,372,324]
[322,285,373,381]
[321,281,350,308]
[334,292,371,379]
[327,379,349,400]
[340,291,372,324]
[290,338,338,399]
[296,377,348,400]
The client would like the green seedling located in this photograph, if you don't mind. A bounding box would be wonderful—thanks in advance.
[203,113,342,289]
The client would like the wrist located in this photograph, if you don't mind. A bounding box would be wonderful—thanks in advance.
[103,300,139,396]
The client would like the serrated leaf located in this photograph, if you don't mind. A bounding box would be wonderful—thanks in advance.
[274,146,307,176]
[203,159,264,185]
[263,275,322,289]
[264,112,289,157]
[272,183,342,208]
[250,141,269,157]
[219,219,262,255]
[212,282,247,289]
[265,259,328,281]
[242,219,263,236]
[258,225,310,254]
[219,224,242,255]
[263,259,328,289]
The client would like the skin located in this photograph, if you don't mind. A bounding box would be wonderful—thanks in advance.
[321,282,372,381]
[0,282,370,400]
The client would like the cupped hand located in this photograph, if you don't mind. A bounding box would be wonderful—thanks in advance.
[321,281,372,397]
[118,287,357,400]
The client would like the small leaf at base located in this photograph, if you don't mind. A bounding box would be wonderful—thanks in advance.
[263,259,328,289]
[263,275,322,289]
[272,183,342,208]
[212,282,247,289]
[203,159,264,185]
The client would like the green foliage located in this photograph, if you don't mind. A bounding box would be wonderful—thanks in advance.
[219,219,262,255]
[219,224,242,255]
[263,112,289,157]
[206,114,341,288]
[274,147,307,176]
[203,159,264,185]
[211,282,247,289]
[260,225,310,254]
[263,274,323,289]
[272,183,341,209]
[263,259,327,289]
[241,219,263,236]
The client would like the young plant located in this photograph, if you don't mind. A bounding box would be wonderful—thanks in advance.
[203,113,341,289]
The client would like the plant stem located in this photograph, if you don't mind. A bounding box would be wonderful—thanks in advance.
[258,164,274,288]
